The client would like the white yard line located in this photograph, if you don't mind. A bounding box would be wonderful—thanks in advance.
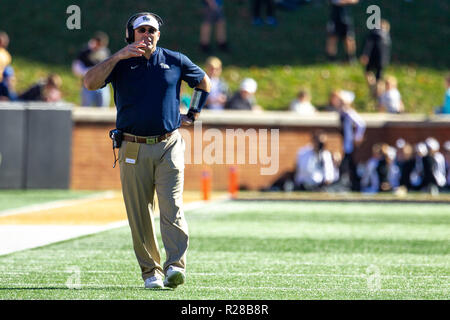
[0,221,128,256]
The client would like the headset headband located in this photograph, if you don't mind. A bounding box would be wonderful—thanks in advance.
[125,12,164,44]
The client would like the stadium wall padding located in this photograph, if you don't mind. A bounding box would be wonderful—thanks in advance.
[0,103,73,189]
[0,106,27,188]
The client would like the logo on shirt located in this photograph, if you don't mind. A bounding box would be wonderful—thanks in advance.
[160,63,170,69]
[130,65,139,70]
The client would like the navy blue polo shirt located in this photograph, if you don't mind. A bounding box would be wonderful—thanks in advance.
[104,47,205,136]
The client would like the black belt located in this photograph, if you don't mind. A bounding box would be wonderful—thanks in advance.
[123,131,175,145]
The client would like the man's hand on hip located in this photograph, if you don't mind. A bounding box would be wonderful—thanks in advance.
[180,114,194,126]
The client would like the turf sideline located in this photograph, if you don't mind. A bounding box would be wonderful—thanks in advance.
[0,198,227,257]
[0,191,117,217]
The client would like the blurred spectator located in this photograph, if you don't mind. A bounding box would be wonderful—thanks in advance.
[377,76,404,113]
[361,143,400,193]
[377,144,400,192]
[72,31,110,107]
[0,65,17,101]
[435,75,450,114]
[331,151,342,183]
[396,141,415,194]
[200,0,228,53]
[443,141,450,190]
[336,90,366,191]
[289,89,316,114]
[361,143,382,193]
[225,78,261,111]
[360,19,391,97]
[18,74,62,102]
[394,138,407,163]
[326,0,358,63]
[409,142,428,191]
[423,137,446,194]
[204,56,229,110]
[0,31,11,83]
[252,0,277,26]
[321,89,341,111]
[294,131,335,190]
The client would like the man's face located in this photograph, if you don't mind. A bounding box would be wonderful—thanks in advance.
[134,25,160,50]
[330,93,340,107]
[88,39,101,51]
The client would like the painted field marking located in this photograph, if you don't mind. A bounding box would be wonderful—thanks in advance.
[0,199,225,256]
[0,191,117,218]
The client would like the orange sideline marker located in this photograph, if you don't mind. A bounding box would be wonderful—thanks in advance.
[201,168,211,201]
[229,166,239,199]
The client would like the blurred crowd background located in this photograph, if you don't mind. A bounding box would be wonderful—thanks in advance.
[0,0,449,194]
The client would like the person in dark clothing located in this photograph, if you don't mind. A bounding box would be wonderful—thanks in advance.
[335,90,366,192]
[396,142,414,189]
[376,143,399,192]
[18,74,62,102]
[72,31,111,107]
[83,12,211,290]
[199,0,228,53]
[252,0,277,26]
[326,0,359,63]
[224,78,260,110]
[421,137,446,194]
[360,19,391,97]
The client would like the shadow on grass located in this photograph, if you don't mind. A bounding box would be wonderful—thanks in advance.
[0,286,173,291]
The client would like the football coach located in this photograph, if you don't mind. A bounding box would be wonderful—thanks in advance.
[84,12,211,289]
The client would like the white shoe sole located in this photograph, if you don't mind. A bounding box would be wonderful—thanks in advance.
[144,279,164,289]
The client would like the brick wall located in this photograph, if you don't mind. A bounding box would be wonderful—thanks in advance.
[70,108,450,191]
[71,122,122,190]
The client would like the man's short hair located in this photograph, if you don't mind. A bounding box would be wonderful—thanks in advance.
[380,19,390,32]
[46,74,62,89]
[384,75,397,87]
[312,130,327,148]
[297,89,310,100]
[205,56,222,69]
[93,31,109,47]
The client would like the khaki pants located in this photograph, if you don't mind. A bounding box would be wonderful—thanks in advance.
[118,130,188,281]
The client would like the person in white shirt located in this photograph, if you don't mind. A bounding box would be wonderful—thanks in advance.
[203,56,228,111]
[289,89,316,114]
[336,90,366,191]
[294,131,335,190]
[377,75,404,113]
[423,137,446,193]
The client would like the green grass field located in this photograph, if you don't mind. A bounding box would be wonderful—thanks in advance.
[0,200,448,299]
